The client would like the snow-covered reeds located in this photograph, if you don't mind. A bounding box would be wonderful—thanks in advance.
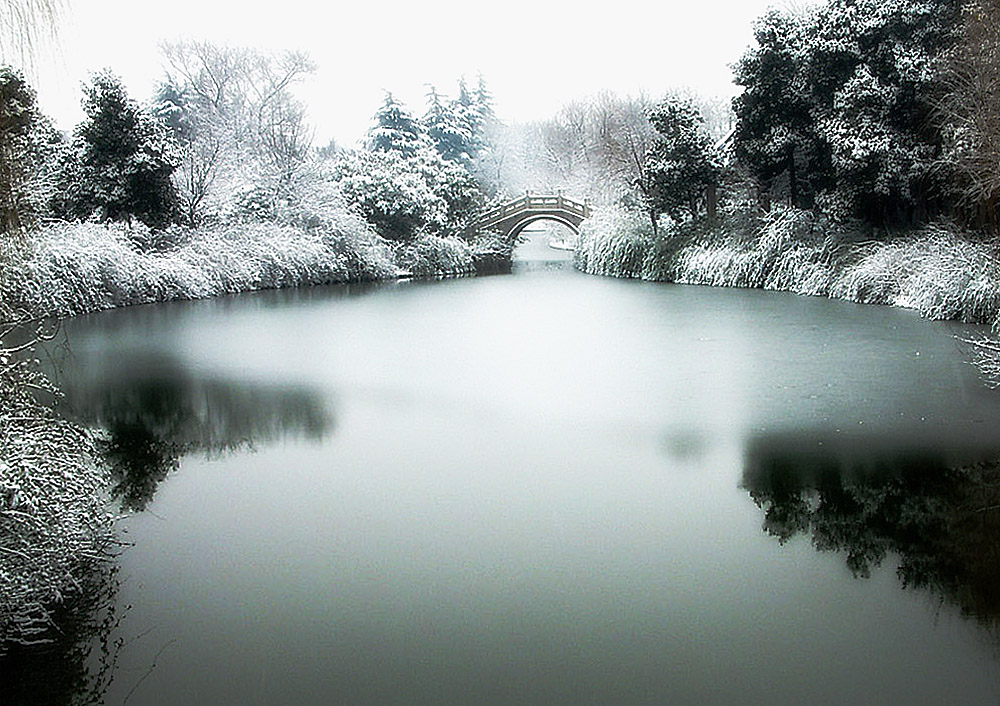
[578,203,1000,327]
[1,216,400,319]
[833,226,1000,323]
[574,207,655,278]
[395,233,475,277]
[673,207,843,295]
[0,307,116,651]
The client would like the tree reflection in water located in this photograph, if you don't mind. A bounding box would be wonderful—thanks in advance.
[742,431,1000,634]
[0,356,336,705]
[61,356,333,512]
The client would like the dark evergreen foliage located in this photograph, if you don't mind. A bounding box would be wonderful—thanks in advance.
[732,0,960,228]
[643,97,723,224]
[368,92,425,157]
[54,71,179,230]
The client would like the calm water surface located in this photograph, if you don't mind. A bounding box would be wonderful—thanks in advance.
[23,238,1000,704]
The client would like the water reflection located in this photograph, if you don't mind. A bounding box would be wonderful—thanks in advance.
[56,353,332,512]
[1,561,121,706]
[742,430,1000,633]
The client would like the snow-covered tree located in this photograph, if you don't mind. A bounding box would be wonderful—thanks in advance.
[812,0,957,225]
[937,0,1000,233]
[158,41,315,222]
[732,0,959,226]
[153,80,223,226]
[368,92,425,158]
[0,66,56,235]
[55,71,178,230]
[643,97,722,227]
[423,85,473,163]
[334,145,481,242]
[732,9,825,211]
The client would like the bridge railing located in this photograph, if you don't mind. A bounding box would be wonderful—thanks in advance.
[475,194,591,228]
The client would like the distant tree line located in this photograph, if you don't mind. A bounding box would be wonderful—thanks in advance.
[480,91,726,236]
[520,0,998,238]
[0,43,499,255]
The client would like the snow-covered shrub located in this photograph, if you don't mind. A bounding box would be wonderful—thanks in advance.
[333,147,482,242]
[469,230,514,274]
[3,214,399,319]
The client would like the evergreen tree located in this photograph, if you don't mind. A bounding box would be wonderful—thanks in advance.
[732,9,827,211]
[58,71,179,229]
[643,97,722,226]
[474,73,494,124]
[423,85,472,163]
[732,0,959,226]
[368,92,425,157]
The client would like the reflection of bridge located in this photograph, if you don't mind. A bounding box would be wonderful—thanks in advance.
[472,193,592,240]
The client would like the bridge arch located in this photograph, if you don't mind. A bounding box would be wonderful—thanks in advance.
[471,194,591,243]
[508,214,581,240]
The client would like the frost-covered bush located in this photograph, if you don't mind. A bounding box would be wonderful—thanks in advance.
[0,307,115,650]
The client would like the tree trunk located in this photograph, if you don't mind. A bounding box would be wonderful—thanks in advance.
[705,184,718,223]
[787,144,798,208]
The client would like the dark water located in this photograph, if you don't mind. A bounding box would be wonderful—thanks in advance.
[15,237,1000,704]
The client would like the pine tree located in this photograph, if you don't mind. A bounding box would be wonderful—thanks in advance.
[423,85,472,163]
[59,71,179,229]
[368,92,425,158]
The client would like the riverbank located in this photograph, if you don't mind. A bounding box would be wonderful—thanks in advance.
[0,215,508,652]
[575,204,1000,333]
[0,218,508,321]
[0,308,116,652]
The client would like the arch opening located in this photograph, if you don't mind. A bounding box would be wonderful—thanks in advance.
[511,218,577,269]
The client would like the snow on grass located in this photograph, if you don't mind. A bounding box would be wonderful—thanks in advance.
[1,218,401,319]
[577,204,1000,327]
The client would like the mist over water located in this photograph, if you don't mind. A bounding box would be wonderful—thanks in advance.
[27,234,1000,705]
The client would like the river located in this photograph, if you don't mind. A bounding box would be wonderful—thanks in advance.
[12,234,1000,704]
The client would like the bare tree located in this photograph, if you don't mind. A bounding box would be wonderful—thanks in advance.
[158,41,316,223]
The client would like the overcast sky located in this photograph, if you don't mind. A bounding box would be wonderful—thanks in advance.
[17,0,805,146]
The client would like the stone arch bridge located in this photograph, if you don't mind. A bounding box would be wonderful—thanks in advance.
[472,194,591,242]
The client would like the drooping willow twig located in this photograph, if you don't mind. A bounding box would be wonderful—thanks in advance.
[0,0,65,69]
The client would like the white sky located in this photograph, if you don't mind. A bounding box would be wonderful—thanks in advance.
[14,0,803,147]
